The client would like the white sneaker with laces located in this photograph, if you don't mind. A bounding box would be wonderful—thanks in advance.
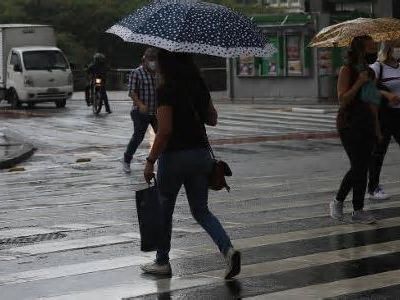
[369,186,389,200]
[329,199,344,220]
[140,261,172,275]
[122,160,131,174]
[352,210,376,224]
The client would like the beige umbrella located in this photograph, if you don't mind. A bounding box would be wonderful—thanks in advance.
[310,17,400,48]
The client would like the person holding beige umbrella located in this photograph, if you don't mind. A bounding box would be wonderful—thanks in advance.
[310,18,400,224]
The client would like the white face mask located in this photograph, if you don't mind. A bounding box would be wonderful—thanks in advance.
[147,61,157,71]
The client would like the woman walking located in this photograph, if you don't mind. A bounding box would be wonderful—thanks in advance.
[330,35,381,224]
[141,50,241,279]
[368,42,400,200]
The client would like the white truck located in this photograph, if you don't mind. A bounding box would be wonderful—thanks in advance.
[0,24,73,108]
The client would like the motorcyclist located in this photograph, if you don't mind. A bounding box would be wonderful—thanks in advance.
[85,53,112,113]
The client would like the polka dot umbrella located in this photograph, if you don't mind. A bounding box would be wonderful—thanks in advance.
[106,0,276,58]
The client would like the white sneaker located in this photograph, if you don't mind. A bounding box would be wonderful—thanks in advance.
[329,199,344,220]
[140,261,172,275]
[224,248,241,279]
[352,210,376,224]
[368,186,389,200]
[122,160,131,174]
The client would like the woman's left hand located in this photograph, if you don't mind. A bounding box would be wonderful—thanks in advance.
[144,162,155,184]
[390,94,400,105]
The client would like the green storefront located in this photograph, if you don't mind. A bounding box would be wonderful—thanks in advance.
[228,13,320,100]
[237,14,314,77]
[228,10,377,101]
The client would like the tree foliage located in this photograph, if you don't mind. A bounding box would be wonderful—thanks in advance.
[0,0,145,66]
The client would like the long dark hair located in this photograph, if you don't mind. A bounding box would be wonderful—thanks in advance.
[157,49,202,89]
[347,35,373,67]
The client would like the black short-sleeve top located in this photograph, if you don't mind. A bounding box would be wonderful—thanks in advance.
[157,78,210,152]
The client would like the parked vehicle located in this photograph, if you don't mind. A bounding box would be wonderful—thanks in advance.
[0,24,73,108]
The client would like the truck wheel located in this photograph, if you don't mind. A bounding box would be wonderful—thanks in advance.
[55,99,67,108]
[10,90,21,109]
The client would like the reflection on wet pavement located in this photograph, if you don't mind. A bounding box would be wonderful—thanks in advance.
[1,101,400,299]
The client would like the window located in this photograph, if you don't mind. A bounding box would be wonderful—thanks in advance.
[331,0,373,14]
[286,35,302,76]
[22,51,69,71]
[268,0,279,5]
[237,56,256,76]
[10,53,21,66]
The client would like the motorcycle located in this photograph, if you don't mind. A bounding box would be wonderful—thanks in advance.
[88,76,105,115]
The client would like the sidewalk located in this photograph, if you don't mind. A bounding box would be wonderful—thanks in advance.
[0,129,36,169]
[71,90,339,113]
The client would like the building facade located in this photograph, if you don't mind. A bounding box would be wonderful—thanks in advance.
[265,0,306,12]
[227,0,399,101]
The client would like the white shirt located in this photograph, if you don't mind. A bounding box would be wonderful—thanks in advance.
[370,61,400,108]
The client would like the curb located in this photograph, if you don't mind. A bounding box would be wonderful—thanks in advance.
[0,131,36,169]
[210,131,338,145]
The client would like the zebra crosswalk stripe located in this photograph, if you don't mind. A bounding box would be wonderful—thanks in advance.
[250,269,400,300]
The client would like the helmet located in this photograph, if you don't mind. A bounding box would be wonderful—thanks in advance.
[93,53,105,63]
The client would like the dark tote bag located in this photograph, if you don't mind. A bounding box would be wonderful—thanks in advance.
[135,183,161,252]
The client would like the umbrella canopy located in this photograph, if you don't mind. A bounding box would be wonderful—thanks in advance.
[310,17,400,48]
[106,0,276,58]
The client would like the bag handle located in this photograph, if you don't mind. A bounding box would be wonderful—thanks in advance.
[379,62,383,83]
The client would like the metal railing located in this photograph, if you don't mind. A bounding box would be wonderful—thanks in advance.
[72,67,227,91]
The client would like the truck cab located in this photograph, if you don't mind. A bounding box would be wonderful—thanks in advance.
[0,24,74,108]
[7,47,73,108]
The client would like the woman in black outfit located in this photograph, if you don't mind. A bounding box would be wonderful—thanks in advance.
[330,35,380,224]
[141,50,241,279]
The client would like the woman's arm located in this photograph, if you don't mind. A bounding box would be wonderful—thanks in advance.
[337,66,369,108]
[144,105,173,183]
[205,101,218,126]
[130,92,148,113]
[381,90,400,105]
[369,104,383,142]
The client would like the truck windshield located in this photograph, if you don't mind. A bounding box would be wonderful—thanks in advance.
[23,51,69,71]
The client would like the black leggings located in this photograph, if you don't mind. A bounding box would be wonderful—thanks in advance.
[337,128,375,211]
[368,108,400,193]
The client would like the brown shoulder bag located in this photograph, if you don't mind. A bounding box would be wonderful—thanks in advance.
[206,142,232,192]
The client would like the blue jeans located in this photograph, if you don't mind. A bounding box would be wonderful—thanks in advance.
[124,110,157,164]
[155,148,233,264]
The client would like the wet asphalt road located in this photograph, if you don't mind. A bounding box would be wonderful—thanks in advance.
[1,100,400,299]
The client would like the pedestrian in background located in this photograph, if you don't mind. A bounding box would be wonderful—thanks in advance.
[368,42,400,199]
[122,48,158,173]
[141,50,241,279]
[85,53,112,113]
[330,35,380,224]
